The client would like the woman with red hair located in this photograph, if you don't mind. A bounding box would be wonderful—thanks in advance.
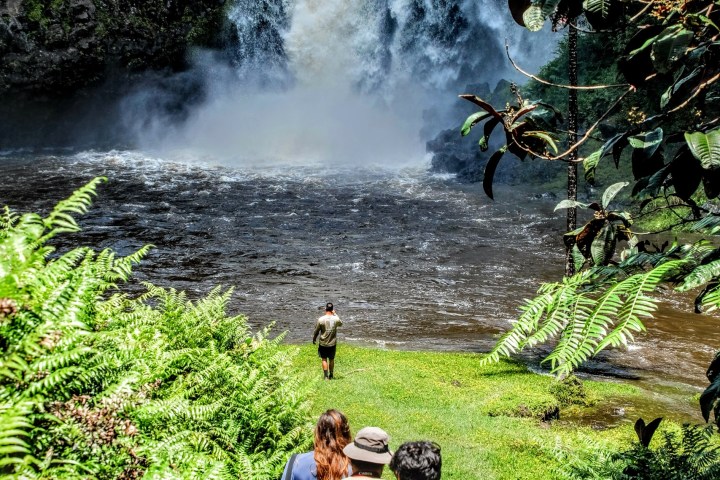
[282,409,352,480]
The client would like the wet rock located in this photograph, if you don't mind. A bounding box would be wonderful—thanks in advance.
[45,24,66,48]
[0,0,228,96]
[71,0,95,21]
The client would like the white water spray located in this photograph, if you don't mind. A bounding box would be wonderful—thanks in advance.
[141,0,554,167]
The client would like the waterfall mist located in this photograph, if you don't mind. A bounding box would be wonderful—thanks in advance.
[120,0,557,166]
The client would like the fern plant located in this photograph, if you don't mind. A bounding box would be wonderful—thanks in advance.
[556,419,720,479]
[481,243,702,376]
[1,178,312,479]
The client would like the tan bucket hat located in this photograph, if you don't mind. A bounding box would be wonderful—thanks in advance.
[343,427,393,464]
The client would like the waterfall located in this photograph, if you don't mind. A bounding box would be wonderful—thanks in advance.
[227,0,552,95]
[146,0,554,165]
[227,0,293,88]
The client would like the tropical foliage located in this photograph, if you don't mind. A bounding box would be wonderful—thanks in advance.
[467,0,720,426]
[460,89,562,198]
[555,418,720,479]
[0,178,311,479]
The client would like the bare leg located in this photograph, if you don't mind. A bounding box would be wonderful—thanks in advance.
[322,358,329,379]
[329,359,335,379]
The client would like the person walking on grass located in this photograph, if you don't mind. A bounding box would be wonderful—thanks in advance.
[313,302,342,380]
[389,441,442,480]
[281,409,352,480]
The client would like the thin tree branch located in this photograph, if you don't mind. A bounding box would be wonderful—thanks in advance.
[667,72,720,114]
[630,1,655,22]
[513,86,636,162]
[567,21,619,34]
[505,41,629,90]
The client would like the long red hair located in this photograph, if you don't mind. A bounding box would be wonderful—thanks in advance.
[313,409,351,480]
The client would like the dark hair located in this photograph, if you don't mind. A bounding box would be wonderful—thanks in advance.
[326,302,334,312]
[349,459,384,476]
[314,409,351,480]
[389,441,441,480]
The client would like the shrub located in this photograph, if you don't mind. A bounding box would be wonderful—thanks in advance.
[0,178,311,479]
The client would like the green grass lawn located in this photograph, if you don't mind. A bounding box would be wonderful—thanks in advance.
[289,344,661,480]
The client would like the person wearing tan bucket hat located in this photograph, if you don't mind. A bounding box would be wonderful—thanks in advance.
[343,426,393,478]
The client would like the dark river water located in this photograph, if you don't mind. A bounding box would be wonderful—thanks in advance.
[3,150,718,425]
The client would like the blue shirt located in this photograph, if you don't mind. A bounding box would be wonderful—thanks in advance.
[281,451,351,480]
[282,452,317,480]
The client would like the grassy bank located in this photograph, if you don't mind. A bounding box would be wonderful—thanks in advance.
[290,344,662,480]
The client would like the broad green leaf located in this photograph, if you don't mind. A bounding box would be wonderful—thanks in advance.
[697,14,720,32]
[583,149,602,184]
[591,223,616,266]
[650,26,693,74]
[678,259,720,291]
[628,128,663,157]
[607,211,632,226]
[602,182,629,210]
[523,130,558,154]
[461,112,491,136]
[628,34,660,58]
[571,244,585,272]
[685,128,720,170]
[522,5,545,31]
[554,200,590,211]
[634,164,671,198]
[660,67,701,109]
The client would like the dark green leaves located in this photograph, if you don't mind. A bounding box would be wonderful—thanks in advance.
[591,223,616,266]
[629,128,663,158]
[483,146,508,200]
[650,26,694,74]
[701,352,720,423]
[460,94,561,199]
[629,128,665,181]
[619,25,665,86]
[634,417,663,447]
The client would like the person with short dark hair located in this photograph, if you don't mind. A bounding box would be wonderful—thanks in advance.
[343,426,393,478]
[389,441,441,480]
[313,302,342,380]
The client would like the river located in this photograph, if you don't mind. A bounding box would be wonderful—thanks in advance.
[3,149,718,427]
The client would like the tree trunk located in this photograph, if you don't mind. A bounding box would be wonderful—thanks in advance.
[565,24,579,277]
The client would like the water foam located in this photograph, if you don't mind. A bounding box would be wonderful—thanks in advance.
[131,0,554,167]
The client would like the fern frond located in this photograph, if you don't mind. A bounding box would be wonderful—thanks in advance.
[42,177,107,237]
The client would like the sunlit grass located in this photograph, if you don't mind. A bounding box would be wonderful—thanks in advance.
[290,344,649,479]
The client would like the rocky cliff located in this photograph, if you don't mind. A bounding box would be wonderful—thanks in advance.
[0,0,229,95]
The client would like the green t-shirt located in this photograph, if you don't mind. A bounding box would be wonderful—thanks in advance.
[314,314,342,347]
